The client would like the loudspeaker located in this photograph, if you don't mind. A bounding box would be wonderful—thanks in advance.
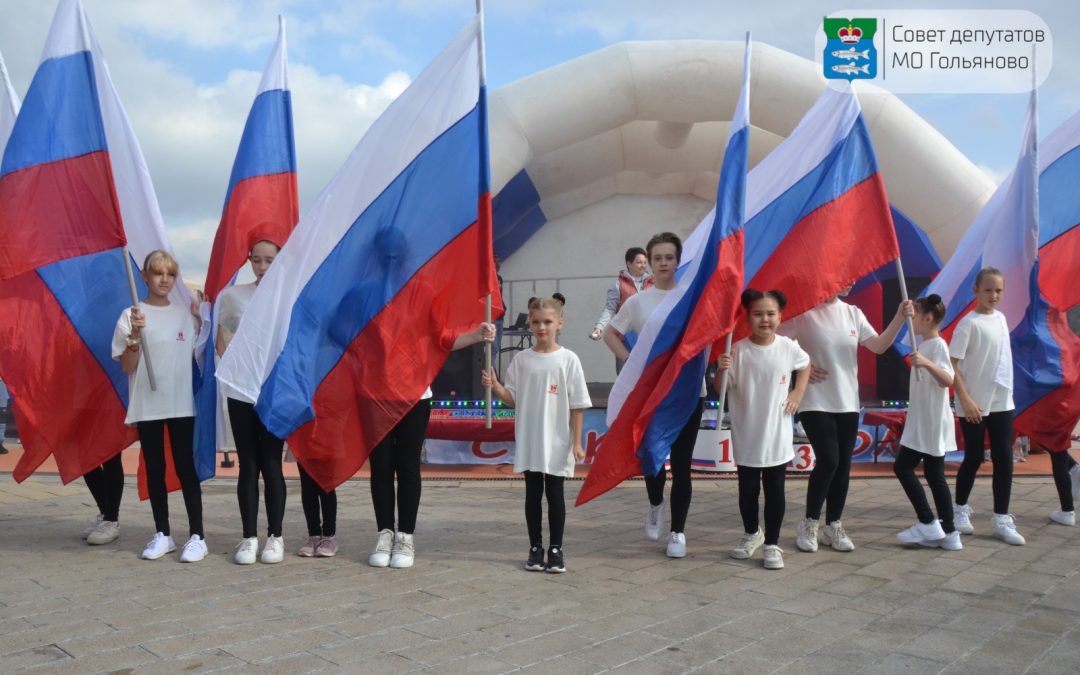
[431,343,485,400]
[876,276,932,402]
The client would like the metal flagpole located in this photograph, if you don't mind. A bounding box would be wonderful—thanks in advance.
[477,0,494,429]
[893,257,921,381]
[120,247,157,391]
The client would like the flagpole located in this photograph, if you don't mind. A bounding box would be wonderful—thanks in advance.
[121,246,157,391]
[716,333,733,428]
[893,257,921,382]
[476,0,494,429]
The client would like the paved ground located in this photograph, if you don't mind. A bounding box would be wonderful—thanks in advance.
[1,472,1079,674]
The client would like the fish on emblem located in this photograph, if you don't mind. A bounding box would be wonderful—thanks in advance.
[831,47,870,61]
[831,63,870,75]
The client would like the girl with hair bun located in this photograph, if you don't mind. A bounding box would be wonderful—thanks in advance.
[484,294,591,573]
[717,289,810,570]
[893,294,962,550]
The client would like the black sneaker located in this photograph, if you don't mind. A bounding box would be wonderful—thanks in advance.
[546,546,566,573]
[525,544,545,571]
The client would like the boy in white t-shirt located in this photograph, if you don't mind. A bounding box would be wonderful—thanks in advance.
[112,250,206,563]
[717,289,810,570]
[485,295,591,573]
[892,295,961,550]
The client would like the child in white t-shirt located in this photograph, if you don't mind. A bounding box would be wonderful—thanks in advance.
[893,295,962,550]
[112,250,205,563]
[950,267,1024,545]
[484,295,591,573]
[716,289,810,570]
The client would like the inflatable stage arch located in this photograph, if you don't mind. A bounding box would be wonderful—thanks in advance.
[485,40,997,382]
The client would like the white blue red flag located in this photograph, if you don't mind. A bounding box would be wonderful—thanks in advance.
[196,17,298,479]
[217,14,500,491]
[0,0,193,484]
[578,35,752,505]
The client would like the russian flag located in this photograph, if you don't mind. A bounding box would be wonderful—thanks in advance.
[195,16,298,485]
[0,0,195,484]
[217,14,500,491]
[577,35,752,506]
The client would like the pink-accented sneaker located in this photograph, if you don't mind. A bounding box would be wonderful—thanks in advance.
[297,536,321,557]
[315,536,338,557]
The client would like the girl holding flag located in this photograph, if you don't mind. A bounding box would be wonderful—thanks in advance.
[717,289,810,570]
[604,232,705,558]
[112,250,206,562]
[950,267,1024,545]
[484,295,591,573]
[780,287,913,553]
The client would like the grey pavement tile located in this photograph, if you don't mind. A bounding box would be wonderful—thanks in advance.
[0,644,71,671]
[866,652,949,674]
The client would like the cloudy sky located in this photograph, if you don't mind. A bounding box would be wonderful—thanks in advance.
[1,0,1077,283]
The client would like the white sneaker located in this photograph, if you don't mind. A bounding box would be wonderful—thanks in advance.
[897,520,947,544]
[821,521,855,552]
[82,513,104,540]
[1050,510,1076,526]
[141,532,176,560]
[795,518,818,552]
[762,545,785,570]
[991,514,1026,545]
[666,532,687,558]
[645,501,665,541]
[1071,465,1080,501]
[86,520,119,546]
[368,529,394,567]
[954,503,974,534]
[260,535,285,564]
[390,532,415,569]
[234,537,258,565]
[180,535,208,562]
[731,530,765,560]
[919,530,963,551]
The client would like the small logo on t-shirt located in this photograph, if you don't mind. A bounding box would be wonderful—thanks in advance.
[177,331,186,342]
[849,329,857,337]
[548,383,559,395]
[779,374,789,385]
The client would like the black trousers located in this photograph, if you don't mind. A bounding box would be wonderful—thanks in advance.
[83,454,124,522]
[524,471,565,547]
[228,398,286,538]
[1050,451,1077,512]
[643,398,704,533]
[137,417,202,538]
[298,462,337,537]
[894,446,955,533]
[737,463,787,546]
[369,400,430,533]
[800,411,860,522]
[955,410,1014,514]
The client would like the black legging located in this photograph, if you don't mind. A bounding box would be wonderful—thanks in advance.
[800,411,859,523]
[955,410,1014,514]
[643,398,704,533]
[524,471,565,547]
[228,398,286,538]
[369,400,431,533]
[298,462,337,537]
[83,454,124,522]
[1049,450,1077,512]
[893,446,955,533]
[138,417,202,538]
[737,464,786,546]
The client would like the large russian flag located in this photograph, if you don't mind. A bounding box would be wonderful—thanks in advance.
[577,36,751,506]
[217,14,500,491]
[738,84,899,333]
[194,16,298,484]
[0,0,194,484]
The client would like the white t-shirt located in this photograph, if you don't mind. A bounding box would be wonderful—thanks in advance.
[779,300,877,413]
[900,337,956,457]
[504,347,591,477]
[949,310,1014,415]
[112,302,197,424]
[610,286,707,397]
[727,335,810,468]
